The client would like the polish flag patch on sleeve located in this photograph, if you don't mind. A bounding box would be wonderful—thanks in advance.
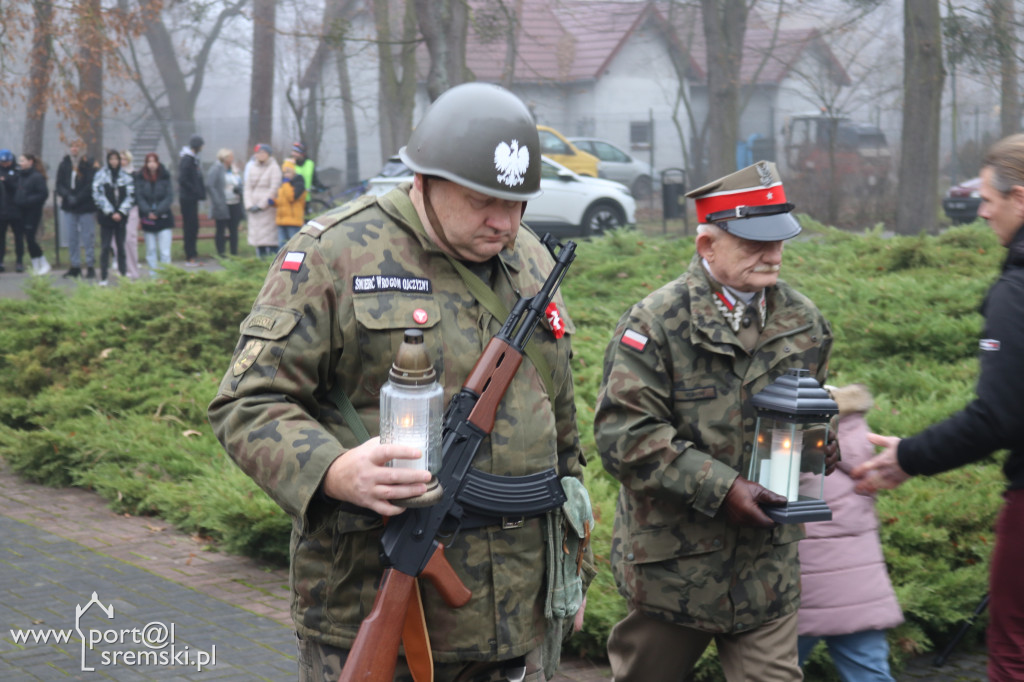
[281,251,306,272]
[620,328,649,352]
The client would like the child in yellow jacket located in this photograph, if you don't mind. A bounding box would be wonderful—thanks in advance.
[275,159,306,250]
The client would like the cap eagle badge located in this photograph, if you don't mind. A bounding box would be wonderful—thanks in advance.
[494,140,530,187]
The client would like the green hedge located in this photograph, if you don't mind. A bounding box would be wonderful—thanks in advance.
[0,222,1002,677]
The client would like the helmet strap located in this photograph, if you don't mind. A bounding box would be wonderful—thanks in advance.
[421,176,461,257]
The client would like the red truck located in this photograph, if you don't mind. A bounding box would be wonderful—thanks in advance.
[782,114,891,191]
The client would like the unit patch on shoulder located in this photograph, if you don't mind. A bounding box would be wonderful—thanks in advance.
[620,328,649,352]
[282,251,306,272]
[980,338,1001,352]
[233,339,266,376]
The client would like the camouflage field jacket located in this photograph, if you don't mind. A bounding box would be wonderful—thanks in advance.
[208,186,585,661]
[594,255,832,634]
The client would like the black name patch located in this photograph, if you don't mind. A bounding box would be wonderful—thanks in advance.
[352,275,432,294]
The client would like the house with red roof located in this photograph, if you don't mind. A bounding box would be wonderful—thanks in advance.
[456,0,851,182]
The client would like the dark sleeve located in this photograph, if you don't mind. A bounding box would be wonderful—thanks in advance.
[55,160,70,196]
[155,177,174,214]
[898,275,1024,475]
[28,174,48,206]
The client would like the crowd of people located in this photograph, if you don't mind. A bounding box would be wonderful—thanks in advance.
[0,137,320,280]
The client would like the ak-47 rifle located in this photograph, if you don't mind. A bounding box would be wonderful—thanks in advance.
[338,234,577,682]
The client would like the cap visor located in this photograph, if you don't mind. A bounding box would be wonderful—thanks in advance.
[722,212,801,241]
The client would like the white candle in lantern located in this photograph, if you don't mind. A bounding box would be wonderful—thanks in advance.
[769,428,804,501]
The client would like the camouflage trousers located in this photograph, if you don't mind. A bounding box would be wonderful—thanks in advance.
[296,634,546,682]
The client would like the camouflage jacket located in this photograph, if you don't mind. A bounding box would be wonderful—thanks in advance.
[208,185,585,661]
[594,255,832,633]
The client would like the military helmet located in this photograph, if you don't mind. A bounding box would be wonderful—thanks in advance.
[400,82,542,201]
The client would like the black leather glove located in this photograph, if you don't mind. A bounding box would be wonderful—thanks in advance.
[722,476,786,528]
[823,433,841,475]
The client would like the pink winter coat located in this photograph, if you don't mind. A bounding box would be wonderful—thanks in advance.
[797,384,904,636]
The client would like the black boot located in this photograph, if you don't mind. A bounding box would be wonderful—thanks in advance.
[86,266,96,279]
[15,262,24,273]
[63,267,81,279]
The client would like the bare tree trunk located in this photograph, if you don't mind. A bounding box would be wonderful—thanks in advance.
[336,48,360,186]
[299,0,358,163]
[138,0,192,150]
[499,0,524,89]
[990,0,1019,137]
[415,0,468,101]
[700,0,747,179]
[897,0,945,235]
[304,81,323,161]
[78,0,104,159]
[131,0,246,150]
[374,0,418,160]
[249,0,277,151]
[22,0,54,156]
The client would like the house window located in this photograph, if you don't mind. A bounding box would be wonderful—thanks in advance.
[630,121,651,150]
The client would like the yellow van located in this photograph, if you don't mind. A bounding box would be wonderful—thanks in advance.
[536,125,599,177]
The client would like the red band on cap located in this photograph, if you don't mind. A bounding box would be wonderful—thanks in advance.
[695,185,788,223]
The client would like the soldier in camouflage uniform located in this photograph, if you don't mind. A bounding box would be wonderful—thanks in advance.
[208,83,587,682]
[595,162,837,682]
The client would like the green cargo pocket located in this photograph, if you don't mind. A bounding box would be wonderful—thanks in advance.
[351,294,441,397]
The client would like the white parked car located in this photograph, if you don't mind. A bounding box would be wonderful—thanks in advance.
[364,156,636,236]
[568,137,654,199]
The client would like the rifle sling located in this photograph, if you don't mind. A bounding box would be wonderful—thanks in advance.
[328,383,371,443]
[402,580,434,682]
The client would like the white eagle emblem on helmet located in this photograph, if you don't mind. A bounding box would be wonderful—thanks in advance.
[494,140,530,187]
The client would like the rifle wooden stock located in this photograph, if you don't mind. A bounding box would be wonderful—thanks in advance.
[338,568,414,682]
[338,547,469,682]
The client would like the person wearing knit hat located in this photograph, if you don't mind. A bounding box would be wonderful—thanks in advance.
[289,141,322,206]
[597,162,836,681]
[275,158,306,250]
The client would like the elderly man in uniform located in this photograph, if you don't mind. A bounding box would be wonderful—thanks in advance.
[209,82,589,681]
[595,161,837,681]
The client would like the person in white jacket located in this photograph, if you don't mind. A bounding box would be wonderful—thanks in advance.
[243,144,281,258]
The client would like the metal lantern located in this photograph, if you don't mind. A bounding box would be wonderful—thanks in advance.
[748,368,838,524]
